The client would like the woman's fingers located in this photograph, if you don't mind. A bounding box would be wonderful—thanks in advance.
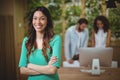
[51,56,57,59]
[51,56,57,61]
[48,56,58,65]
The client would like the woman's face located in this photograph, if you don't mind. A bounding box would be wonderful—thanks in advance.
[32,11,47,32]
[96,20,103,29]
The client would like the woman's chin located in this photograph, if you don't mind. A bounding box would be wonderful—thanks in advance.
[36,29,44,33]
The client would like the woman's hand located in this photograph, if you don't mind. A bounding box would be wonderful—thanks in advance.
[68,59,74,64]
[27,63,34,69]
[48,56,57,65]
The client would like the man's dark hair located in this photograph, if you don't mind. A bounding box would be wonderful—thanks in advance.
[77,18,88,25]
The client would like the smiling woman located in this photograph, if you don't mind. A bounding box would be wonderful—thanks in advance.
[32,11,47,32]
[18,6,62,80]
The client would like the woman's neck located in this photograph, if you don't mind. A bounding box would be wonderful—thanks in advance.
[36,32,44,40]
[98,27,103,30]
[98,28,103,31]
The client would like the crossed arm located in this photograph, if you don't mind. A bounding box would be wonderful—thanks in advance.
[20,56,57,75]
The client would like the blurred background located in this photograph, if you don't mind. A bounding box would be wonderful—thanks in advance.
[0,0,120,80]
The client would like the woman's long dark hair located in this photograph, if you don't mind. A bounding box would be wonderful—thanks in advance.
[26,6,54,62]
[93,15,110,33]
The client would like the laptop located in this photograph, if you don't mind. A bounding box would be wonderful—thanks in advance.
[79,47,113,67]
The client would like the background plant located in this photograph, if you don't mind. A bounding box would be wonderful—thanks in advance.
[108,4,120,39]
[26,0,120,39]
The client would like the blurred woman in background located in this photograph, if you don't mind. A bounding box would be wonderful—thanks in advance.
[91,15,111,47]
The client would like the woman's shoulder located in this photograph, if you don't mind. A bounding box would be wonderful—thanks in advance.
[22,36,28,42]
[49,35,62,47]
[51,34,61,41]
[50,34,62,44]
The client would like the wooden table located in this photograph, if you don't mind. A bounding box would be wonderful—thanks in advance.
[58,67,120,80]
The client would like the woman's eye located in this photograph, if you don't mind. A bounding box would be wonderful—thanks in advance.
[41,17,45,20]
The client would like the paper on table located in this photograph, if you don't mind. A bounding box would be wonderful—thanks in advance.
[63,60,80,67]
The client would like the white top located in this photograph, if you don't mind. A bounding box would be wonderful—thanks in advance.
[64,25,89,60]
[95,29,107,48]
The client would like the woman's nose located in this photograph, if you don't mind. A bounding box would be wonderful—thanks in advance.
[36,19,41,24]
